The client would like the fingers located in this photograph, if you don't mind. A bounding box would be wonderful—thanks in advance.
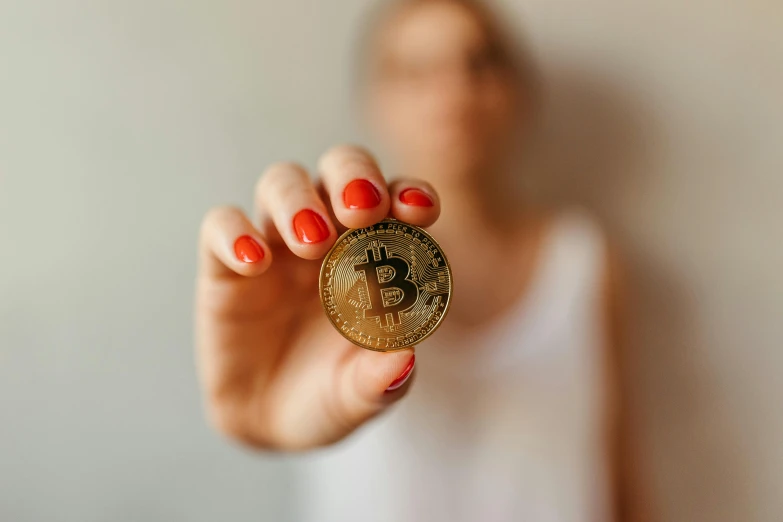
[318,145,441,230]
[327,348,416,445]
[318,145,390,229]
[199,206,272,277]
[253,148,442,264]
[255,162,337,260]
[346,348,416,403]
[388,179,441,227]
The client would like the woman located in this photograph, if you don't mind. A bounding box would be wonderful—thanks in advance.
[195,0,644,520]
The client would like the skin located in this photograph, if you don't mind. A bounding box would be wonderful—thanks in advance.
[196,149,437,449]
[196,1,649,518]
[365,1,548,331]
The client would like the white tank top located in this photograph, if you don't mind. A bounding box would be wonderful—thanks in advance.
[294,210,613,522]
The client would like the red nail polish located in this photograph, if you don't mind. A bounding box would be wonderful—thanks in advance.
[399,188,434,207]
[385,355,415,392]
[234,235,264,263]
[293,209,330,244]
[343,179,381,209]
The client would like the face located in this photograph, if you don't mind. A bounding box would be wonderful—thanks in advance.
[367,1,520,180]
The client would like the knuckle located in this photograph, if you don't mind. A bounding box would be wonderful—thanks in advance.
[205,205,242,221]
[200,205,240,237]
[206,399,268,449]
[257,162,315,207]
[208,405,248,440]
[204,384,291,450]
[320,144,377,172]
[257,161,306,193]
[276,178,315,203]
[322,143,366,160]
[208,408,242,438]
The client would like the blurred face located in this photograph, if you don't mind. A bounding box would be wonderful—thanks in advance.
[367,1,519,180]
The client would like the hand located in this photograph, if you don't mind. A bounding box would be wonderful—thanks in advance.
[195,145,440,450]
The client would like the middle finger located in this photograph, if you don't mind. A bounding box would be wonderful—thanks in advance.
[317,145,391,229]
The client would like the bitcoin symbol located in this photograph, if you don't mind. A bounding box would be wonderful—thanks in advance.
[319,218,452,352]
[354,244,418,328]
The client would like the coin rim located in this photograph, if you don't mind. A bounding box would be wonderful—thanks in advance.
[318,218,453,352]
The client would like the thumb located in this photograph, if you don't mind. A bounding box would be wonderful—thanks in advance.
[337,348,416,428]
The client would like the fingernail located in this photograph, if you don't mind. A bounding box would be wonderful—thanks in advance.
[234,235,264,263]
[385,354,415,392]
[343,179,381,209]
[399,188,434,207]
[293,209,330,244]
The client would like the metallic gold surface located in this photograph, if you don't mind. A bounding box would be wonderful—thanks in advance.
[319,218,452,351]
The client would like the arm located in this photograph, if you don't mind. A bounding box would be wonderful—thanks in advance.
[603,243,656,521]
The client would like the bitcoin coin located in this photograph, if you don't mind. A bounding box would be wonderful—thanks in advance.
[319,218,452,352]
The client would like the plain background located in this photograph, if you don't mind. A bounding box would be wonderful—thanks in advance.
[0,0,780,520]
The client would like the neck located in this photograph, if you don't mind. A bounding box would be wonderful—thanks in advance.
[406,161,527,238]
[402,161,549,329]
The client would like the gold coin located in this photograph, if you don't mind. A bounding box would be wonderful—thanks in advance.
[319,218,452,352]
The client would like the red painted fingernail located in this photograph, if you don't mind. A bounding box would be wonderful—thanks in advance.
[399,188,434,207]
[293,209,330,244]
[234,235,264,263]
[385,354,415,392]
[343,179,381,209]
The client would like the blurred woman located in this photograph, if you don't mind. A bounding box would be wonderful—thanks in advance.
[195,0,645,520]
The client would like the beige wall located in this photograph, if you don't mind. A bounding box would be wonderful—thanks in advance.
[0,0,780,520]
[512,1,782,520]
